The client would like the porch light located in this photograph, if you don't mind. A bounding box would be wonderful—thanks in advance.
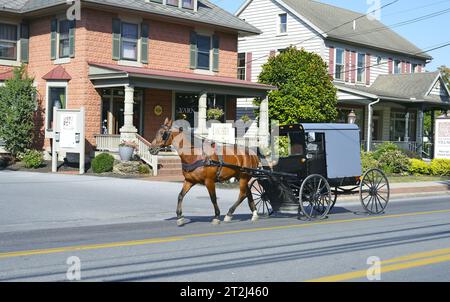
[348,110,357,124]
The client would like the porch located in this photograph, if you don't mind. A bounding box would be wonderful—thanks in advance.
[89,63,275,176]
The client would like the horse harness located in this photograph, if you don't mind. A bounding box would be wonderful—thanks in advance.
[182,155,225,182]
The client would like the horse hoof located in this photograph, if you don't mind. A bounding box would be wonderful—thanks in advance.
[224,215,233,223]
[251,211,259,222]
[211,218,221,225]
[177,218,185,227]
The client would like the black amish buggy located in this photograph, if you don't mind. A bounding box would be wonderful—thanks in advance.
[209,123,390,220]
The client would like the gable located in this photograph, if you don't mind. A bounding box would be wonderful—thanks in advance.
[429,77,450,98]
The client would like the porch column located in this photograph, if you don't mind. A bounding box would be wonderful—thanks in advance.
[258,95,269,149]
[404,112,410,142]
[120,85,138,142]
[416,108,424,157]
[197,91,208,136]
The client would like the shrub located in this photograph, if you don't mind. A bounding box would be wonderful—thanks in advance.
[91,153,115,174]
[0,66,37,157]
[372,142,399,160]
[430,159,450,176]
[378,150,410,175]
[409,159,430,175]
[22,149,44,169]
[138,164,151,175]
[361,152,379,172]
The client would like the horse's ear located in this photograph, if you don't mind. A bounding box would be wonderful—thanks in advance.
[164,117,169,125]
[168,119,173,127]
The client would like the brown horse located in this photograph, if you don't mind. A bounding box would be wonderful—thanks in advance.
[149,118,260,226]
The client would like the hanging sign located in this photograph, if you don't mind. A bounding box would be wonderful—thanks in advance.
[434,117,450,159]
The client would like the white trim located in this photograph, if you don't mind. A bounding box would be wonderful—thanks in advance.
[45,81,69,138]
[53,57,71,65]
[336,85,378,99]
[425,73,450,97]
[118,60,143,68]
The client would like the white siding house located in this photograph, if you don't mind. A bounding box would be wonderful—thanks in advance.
[236,0,450,157]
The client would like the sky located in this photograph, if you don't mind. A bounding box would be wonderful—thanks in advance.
[210,0,450,71]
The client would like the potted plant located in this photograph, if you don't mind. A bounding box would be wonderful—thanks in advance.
[119,141,138,161]
[207,107,225,121]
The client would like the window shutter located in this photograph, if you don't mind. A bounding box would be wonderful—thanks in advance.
[246,52,252,82]
[329,46,335,79]
[20,23,29,63]
[366,54,371,85]
[189,31,197,69]
[388,58,393,74]
[69,20,76,58]
[212,35,220,72]
[50,18,57,60]
[141,23,149,64]
[112,18,121,61]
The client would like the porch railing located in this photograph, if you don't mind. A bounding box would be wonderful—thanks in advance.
[94,134,121,152]
[362,140,418,153]
[94,134,158,176]
[136,134,158,176]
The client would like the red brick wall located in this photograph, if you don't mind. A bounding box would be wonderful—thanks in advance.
[143,89,173,142]
[2,7,239,152]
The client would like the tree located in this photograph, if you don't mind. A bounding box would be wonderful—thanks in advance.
[0,66,37,157]
[256,47,338,124]
[438,65,450,89]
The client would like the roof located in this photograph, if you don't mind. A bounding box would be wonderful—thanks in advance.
[42,66,72,81]
[335,72,450,105]
[237,0,430,60]
[0,0,260,35]
[301,123,360,131]
[88,62,276,91]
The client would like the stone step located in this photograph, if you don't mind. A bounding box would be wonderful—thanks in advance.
[159,163,182,169]
[157,168,183,176]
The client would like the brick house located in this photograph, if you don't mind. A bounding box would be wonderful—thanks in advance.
[0,0,274,172]
[236,0,450,157]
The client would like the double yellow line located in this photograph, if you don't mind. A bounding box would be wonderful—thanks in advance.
[0,209,450,260]
[307,247,450,282]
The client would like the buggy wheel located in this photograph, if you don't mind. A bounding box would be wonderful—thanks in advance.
[249,179,273,217]
[299,174,332,220]
[360,169,390,214]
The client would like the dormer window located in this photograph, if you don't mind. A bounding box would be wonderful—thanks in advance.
[149,0,196,10]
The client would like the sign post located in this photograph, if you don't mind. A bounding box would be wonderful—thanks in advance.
[52,107,86,174]
[434,115,450,159]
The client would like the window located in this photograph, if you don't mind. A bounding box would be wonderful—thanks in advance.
[182,0,194,9]
[357,53,366,83]
[59,20,70,58]
[237,53,246,80]
[175,93,199,127]
[335,48,345,80]
[0,23,18,60]
[166,0,178,6]
[279,13,287,34]
[47,87,67,130]
[394,60,401,74]
[197,35,211,70]
[121,23,139,61]
[390,111,416,142]
[412,63,418,73]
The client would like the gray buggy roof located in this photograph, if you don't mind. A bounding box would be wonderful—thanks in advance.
[301,123,360,132]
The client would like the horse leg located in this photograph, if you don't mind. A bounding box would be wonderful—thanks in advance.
[224,176,252,223]
[246,179,259,222]
[205,180,221,225]
[176,181,195,227]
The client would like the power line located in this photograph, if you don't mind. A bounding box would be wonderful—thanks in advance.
[332,41,450,78]
[383,0,450,17]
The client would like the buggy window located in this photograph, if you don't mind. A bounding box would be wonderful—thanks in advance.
[288,132,305,156]
[306,132,325,153]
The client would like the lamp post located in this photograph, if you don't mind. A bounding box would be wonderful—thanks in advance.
[348,110,357,124]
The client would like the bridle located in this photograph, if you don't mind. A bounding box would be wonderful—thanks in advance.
[149,126,181,155]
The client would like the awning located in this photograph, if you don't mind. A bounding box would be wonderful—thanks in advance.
[88,62,276,98]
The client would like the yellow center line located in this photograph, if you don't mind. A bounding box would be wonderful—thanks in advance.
[307,248,450,282]
[0,208,449,260]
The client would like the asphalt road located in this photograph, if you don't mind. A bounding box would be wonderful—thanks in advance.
[0,171,450,282]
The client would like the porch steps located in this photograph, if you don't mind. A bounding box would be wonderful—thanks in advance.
[157,155,183,177]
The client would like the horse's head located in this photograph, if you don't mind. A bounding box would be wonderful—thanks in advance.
[149,118,182,155]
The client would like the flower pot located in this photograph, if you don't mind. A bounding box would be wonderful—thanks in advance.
[119,146,134,161]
